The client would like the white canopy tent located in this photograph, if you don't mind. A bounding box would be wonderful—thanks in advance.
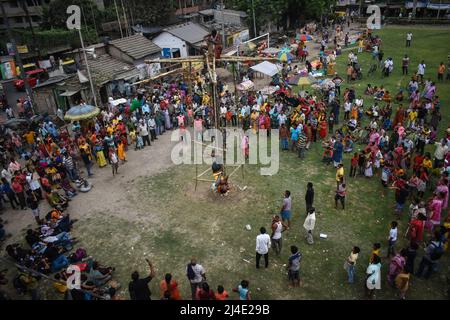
[250,61,282,77]
[109,98,128,107]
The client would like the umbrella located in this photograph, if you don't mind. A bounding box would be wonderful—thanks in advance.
[288,75,312,86]
[64,104,100,121]
[130,98,141,112]
[278,51,294,62]
[279,46,291,54]
[298,77,312,87]
[332,76,344,85]
[300,34,314,42]
[2,118,29,130]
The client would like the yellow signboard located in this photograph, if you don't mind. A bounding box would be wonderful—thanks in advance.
[17,45,29,54]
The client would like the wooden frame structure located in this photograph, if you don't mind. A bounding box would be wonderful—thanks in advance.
[144,52,277,191]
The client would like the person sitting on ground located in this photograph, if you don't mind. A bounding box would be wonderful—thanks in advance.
[348,117,358,131]
[396,89,404,102]
[46,190,69,209]
[364,84,374,95]
[86,257,114,287]
[216,174,230,195]
[383,91,392,104]
[322,147,333,165]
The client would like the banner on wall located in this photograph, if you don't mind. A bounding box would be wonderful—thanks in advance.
[6,43,15,56]
[147,63,161,78]
[1,61,17,80]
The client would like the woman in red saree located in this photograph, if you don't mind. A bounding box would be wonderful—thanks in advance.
[408,217,425,243]
[319,120,328,139]
[393,105,406,128]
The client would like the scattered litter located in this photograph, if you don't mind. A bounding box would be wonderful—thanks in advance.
[131,246,134,250]
[283,264,287,267]
[257,288,261,291]
[245,224,251,231]
[319,233,328,239]
[239,247,246,253]
[243,259,251,263]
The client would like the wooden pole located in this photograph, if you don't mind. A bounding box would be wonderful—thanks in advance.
[78,28,98,108]
[212,55,219,130]
[232,61,239,127]
[195,163,198,191]
[188,61,193,95]
[130,67,186,86]
[145,56,279,64]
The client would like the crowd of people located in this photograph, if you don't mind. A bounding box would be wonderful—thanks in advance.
[0,19,449,300]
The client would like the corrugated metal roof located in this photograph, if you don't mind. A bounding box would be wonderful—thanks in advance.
[34,74,73,89]
[163,22,210,45]
[109,34,161,59]
[82,55,139,84]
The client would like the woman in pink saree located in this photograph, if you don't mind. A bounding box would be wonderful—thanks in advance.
[428,192,445,229]
[435,178,449,210]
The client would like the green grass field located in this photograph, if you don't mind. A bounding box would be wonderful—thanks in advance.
[6,26,449,300]
[81,26,450,300]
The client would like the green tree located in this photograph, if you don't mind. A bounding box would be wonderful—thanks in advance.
[229,0,334,35]
[102,0,175,26]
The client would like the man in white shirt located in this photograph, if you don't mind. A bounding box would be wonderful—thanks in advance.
[1,167,12,184]
[383,58,392,77]
[26,171,42,199]
[271,215,288,255]
[220,105,227,127]
[387,221,398,258]
[256,227,271,268]
[417,60,426,82]
[186,258,206,300]
[355,97,364,108]
[351,54,358,66]
[277,112,287,127]
[147,116,157,141]
[344,101,352,120]
[434,138,449,168]
[5,106,14,119]
[406,32,412,47]
[348,52,354,65]
[138,121,151,147]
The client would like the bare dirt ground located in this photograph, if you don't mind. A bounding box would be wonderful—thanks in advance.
[2,132,177,233]
[0,132,179,298]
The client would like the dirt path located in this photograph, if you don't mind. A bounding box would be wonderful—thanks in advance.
[1,132,178,244]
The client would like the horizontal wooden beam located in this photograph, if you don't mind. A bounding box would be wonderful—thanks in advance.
[145,56,279,64]
[228,164,242,177]
[130,67,186,86]
[194,178,215,182]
